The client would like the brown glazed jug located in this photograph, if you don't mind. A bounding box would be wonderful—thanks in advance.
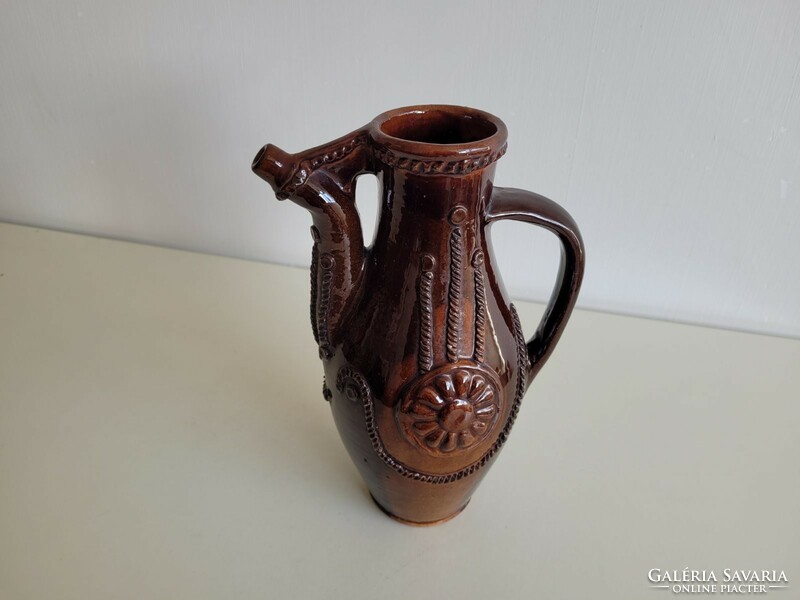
[252,105,585,525]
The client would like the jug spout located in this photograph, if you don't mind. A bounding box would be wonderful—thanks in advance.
[252,130,373,357]
[252,144,296,198]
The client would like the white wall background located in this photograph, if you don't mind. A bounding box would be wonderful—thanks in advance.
[1,0,798,337]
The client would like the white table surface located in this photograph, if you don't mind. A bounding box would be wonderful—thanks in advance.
[1,222,798,600]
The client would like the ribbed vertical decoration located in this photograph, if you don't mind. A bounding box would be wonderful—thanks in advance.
[317,253,335,359]
[309,242,319,344]
[507,303,529,432]
[446,228,463,362]
[418,255,435,373]
[472,250,486,362]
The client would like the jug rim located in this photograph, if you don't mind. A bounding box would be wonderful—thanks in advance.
[369,105,508,165]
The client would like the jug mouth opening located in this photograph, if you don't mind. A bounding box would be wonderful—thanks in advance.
[370,105,508,168]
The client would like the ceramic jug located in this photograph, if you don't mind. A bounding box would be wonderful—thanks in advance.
[252,105,585,525]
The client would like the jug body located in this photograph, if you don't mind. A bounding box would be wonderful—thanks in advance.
[253,106,585,524]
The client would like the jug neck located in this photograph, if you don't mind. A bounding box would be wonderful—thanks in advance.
[367,105,508,236]
[375,161,499,231]
[368,106,507,184]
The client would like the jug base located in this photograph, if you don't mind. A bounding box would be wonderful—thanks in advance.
[370,494,470,526]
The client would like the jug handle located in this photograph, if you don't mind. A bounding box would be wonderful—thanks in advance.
[485,187,585,380]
